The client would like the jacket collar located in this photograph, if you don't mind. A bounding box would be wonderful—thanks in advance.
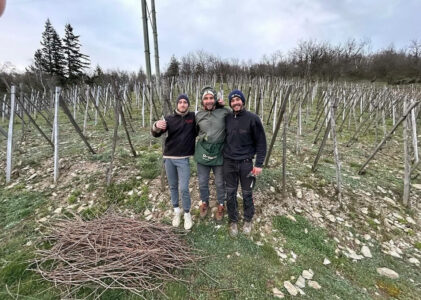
[233,108,246,116]
[174,109,189,117]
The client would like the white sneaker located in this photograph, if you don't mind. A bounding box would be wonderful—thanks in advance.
[172,207,182,227]
[184,212,193,230]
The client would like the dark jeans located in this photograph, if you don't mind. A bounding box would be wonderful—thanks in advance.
[223,158,254,223]
[197,163,225,205]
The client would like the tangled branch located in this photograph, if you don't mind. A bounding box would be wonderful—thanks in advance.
[32,214,199,298]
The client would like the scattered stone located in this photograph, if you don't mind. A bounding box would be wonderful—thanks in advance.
[361,245,372,258]
[312,212,322,218]
[302,269,314,280]
[295,275,306,288]
[361,207,368,215]
[327,214,336,223]
[53,207,62,214]
[392,212,403,219]
[363,234,371,241]
[270,186,275,193]
[272,288,284,299]
[296,286,306,295]
[297,189,302,199]
[346,248,363,260]
[289,257,296,263]
[286,214,297,222]
[283,281,298,296]
[308,280,321,289]
[145,214,153,221]
[388,250,402,258]
[377,268,399,279]
[408,257,420,265]
[413,184,421,190]
[383,197,397,206]
[406,216,416,225]
[323,258,331,265]
[377,186,386,193]
[235,251,240,257]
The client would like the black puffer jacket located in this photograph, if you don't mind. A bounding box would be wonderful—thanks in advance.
[151,111,197,156]
[223,109,267,167]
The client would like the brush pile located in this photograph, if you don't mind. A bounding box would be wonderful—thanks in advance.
[33,214,198,297]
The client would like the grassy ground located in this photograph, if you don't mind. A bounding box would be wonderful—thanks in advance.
[0,83,420,299]
[1,189,419,299]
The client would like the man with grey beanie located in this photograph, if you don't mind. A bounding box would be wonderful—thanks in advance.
[194,86,230,221]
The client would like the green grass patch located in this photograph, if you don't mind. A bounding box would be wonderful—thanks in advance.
[0,189,46,230]
[272,215,421,299]
[162,222,282,299]
[137,152,161,179]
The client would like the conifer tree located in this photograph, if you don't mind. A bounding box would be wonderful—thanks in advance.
[166,55,180,77]
[63,23,90,81]
[33,19,65,78]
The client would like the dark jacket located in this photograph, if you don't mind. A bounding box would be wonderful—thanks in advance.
[223,109,267,167]
[151,111,197,157]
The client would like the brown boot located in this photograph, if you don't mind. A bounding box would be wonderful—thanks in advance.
[199,202,209,218]
[215,204,224,222]
[229,222,238,237]
[243,221,252,235]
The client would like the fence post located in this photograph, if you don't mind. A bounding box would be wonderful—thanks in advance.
[6,86,16,183]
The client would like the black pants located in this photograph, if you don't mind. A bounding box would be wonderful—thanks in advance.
[223,158,254,223]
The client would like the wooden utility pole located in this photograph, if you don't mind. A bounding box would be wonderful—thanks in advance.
[141,0,152,83]
[151,0,160,79]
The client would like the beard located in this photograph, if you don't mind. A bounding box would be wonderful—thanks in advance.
[232,104,243,110]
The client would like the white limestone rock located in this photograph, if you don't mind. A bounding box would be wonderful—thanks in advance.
[295,275,306,288]
[272,288,284,299]
[308,280,322,289]
[361,245,372,258]
[283,281,298,296]
[377,268,399,279]
[302,269,314,280]
[408,257,420,265]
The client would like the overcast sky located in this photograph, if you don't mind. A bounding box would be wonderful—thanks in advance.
[1,0,420,73]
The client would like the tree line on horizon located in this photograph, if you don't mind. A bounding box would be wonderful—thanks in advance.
[165,39,421,84]
[1,26,421,93]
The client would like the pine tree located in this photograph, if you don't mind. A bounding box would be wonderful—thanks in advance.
[50,29,65,77]
[33,19,65,77]
[166,55,179,77]
[33,49,44,71]
[63,24,90,81]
